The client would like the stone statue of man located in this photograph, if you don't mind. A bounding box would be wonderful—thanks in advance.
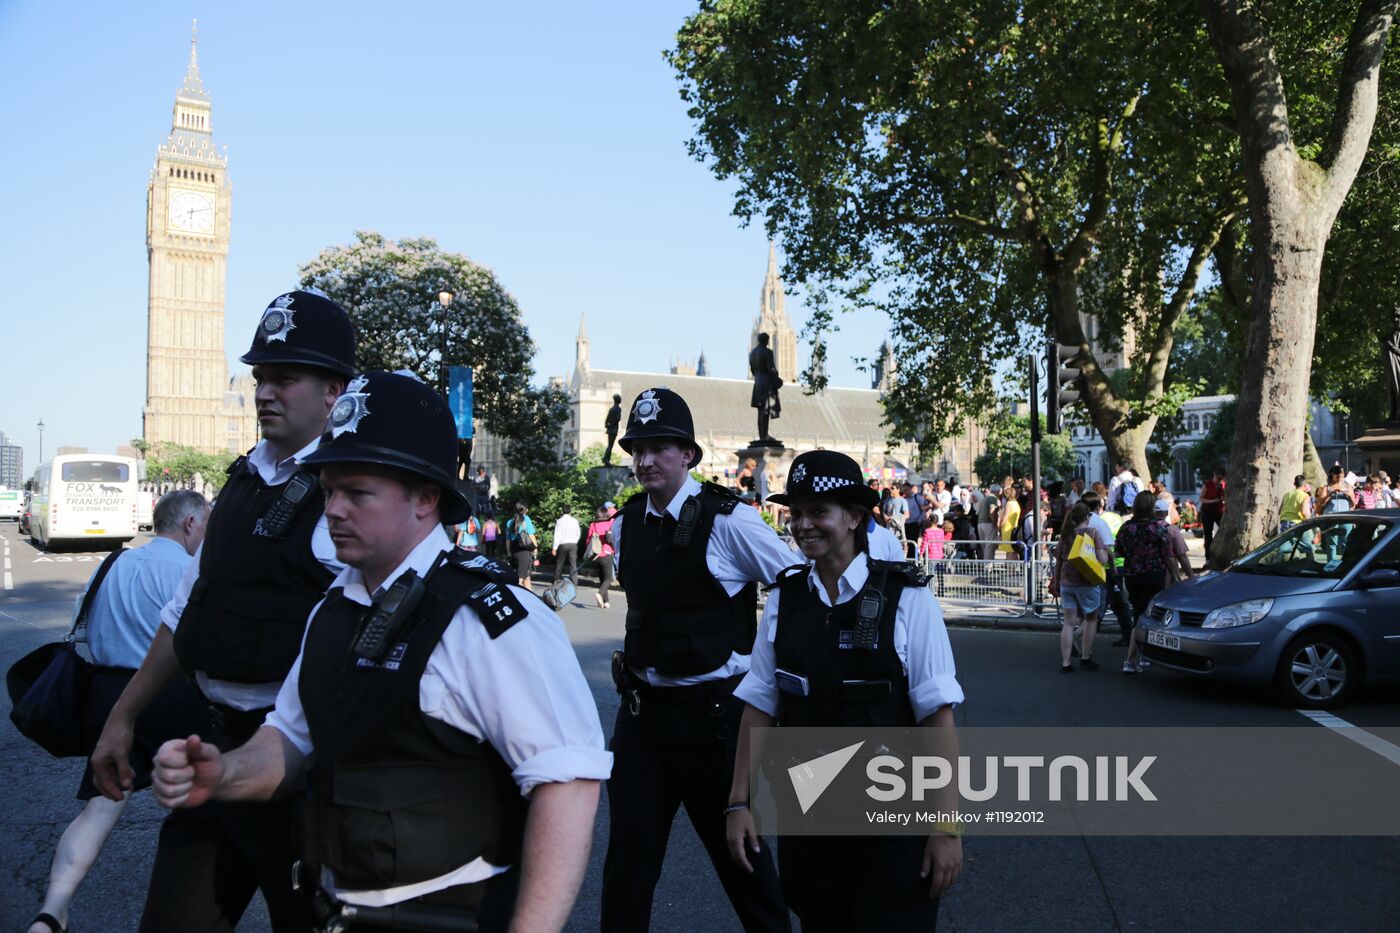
[749,332,782,443]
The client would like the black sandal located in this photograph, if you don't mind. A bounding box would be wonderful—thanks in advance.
[32,914,66,933]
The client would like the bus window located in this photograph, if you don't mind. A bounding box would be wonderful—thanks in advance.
[62,461,131,483]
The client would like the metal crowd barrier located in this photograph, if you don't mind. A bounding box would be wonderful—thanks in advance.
[913,539,1118,622]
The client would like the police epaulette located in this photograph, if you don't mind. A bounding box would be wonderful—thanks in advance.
[225,454,249,477]
[446,548,517,586]
[463,578,529,639]
[766,562,810,593]
[701,481,741,515]
[868,558,929,587]
[776,562,810,582]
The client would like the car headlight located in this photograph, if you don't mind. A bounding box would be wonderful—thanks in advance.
[1202,598,1273,629]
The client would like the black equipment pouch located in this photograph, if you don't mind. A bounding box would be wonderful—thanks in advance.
[258,471,319,540]
[672,497,701,548]
[353,569,428,662]
[611,649,627,695]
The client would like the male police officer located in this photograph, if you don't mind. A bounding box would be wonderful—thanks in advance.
[152,371,611,932]
[602,387,792,933]
[91,290,355,931]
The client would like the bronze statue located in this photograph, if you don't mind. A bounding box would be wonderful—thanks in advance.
[749,332,782,444]
[603,393,623,465]
[1387,307,1400,423]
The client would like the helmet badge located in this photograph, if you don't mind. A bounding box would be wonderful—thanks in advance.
[328,375,371,438]
[634,389,662,425]
[790,463,806,485]
[260,294,297,343]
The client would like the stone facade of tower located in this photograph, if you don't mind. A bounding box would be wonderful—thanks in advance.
[749,243,798,383]
[143,28,256,455]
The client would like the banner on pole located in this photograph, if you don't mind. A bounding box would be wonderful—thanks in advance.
[449,366,474,440]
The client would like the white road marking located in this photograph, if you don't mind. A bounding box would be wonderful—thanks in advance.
[1297,709,1400,767]
[2,572,10,590]
[3,557,9,570]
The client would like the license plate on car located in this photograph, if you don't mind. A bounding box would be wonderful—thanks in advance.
[85,529,106,535]
[1147,630,1180,651]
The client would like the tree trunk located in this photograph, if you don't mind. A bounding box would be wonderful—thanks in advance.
[1302,427,1327,488]
[1201,0,1397,567]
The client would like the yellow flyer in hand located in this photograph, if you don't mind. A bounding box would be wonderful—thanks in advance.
[1066,532,1106,585]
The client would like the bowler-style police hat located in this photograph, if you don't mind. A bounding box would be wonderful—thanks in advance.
[617,387,703,468]
[767,450,879,510]
[240,290,356,378]
[301,371,471,523]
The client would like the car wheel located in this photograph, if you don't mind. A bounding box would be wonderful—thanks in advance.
[1274,631,1357,709]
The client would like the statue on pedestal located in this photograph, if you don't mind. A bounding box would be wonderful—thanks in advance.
[603,393,623,465]
[1386,308,1400,423]
[749,332,783,445]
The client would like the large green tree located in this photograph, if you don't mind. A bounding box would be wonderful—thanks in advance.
[299,232,568,472]
[973,413,1077,483]
[669,0,1242,481]
[1199,0,1397,564]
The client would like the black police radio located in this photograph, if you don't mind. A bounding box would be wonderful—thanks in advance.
[353,569,428,662]
[851,587,885,651]
[258,471,319,539]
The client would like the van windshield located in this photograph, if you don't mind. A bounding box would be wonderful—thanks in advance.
[61,462,130,483]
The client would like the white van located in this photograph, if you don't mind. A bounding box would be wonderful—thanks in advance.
[29,455,140,548]
[0,488,23,520]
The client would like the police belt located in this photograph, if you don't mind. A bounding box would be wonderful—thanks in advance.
[314,900,478,933]
[614,662,742,705]
[207,702,274,747]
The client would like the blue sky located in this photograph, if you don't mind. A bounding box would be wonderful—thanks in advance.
[0,0,886,473]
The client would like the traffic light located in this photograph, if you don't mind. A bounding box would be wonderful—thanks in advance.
[1045,342,1083,435]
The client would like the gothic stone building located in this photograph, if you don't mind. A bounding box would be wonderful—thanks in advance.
[143,27,258,456]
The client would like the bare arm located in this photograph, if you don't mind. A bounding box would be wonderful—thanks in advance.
[90,625,182,800]
[152,725,305,810]
[726,703,777,872]
[507,779,600,933]
[919,704,962,897]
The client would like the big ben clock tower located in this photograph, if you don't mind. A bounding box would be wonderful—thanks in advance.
[143,22,236,454]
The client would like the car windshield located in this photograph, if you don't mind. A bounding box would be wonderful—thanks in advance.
[1233,517,1392,578]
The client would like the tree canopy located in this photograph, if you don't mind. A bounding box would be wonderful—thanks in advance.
[669,0,1241,479]
[146,443,235,492]
[973,413,1077,483]
[299,232,568,472]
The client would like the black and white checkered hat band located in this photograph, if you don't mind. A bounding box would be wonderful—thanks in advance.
[810,476,857,493]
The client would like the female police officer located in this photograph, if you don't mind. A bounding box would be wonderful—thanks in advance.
[724,450,964,932]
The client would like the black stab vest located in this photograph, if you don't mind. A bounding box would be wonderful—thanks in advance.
[174,459,335,684]
[773,558,917,728]
[618,484,758,677]
[300,555,527,893]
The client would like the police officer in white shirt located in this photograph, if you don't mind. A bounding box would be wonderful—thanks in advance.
[153,371,611,932]
[91,290,355,932]
[726,450,963,931]
[602,387,792,933]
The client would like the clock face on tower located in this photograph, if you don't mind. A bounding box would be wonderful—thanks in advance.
[168,188,214,233]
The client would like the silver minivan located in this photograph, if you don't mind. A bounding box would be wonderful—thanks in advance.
[1136,511,1400,708]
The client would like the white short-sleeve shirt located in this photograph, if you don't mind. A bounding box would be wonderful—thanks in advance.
[734,554,964,723]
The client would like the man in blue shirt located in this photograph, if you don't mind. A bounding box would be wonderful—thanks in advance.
[26,490,209,933]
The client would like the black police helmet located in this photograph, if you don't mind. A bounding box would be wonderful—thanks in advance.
[300,371,471,524]
[617,387,703,468]
[240,290,356,378]
[767,450,879,510]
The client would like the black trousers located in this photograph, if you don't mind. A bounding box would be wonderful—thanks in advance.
[1125,572,1169,625]
[780,836,939,933]
[1202,509,1221,558]
[138,712,311,933]
[601,689,790,933]
[554,543,579,585]
[1104,574,1134,639]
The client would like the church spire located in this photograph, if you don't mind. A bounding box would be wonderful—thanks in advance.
[575,313,590,376]
[751,241,798,383]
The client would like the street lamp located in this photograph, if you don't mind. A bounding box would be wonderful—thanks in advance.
[36,419,44,464]
[437,289,454,398]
